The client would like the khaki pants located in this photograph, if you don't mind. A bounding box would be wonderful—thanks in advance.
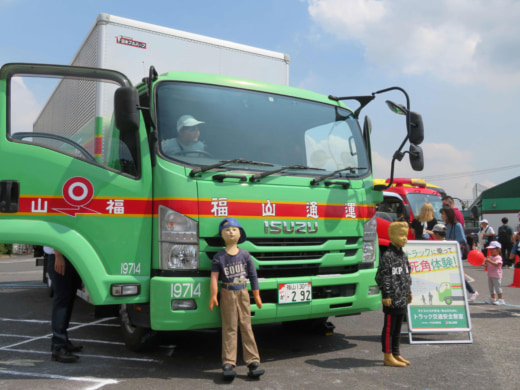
[220,288,260,366]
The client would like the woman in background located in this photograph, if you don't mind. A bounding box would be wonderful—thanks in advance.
[440,207,468,255]
[411,202,437,240]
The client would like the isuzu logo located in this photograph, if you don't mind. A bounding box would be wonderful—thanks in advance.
[264,221,318,234]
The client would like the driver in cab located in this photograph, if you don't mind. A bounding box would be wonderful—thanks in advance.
[162,114,205,156]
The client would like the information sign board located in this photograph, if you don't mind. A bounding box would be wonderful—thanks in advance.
[404,240,473,344]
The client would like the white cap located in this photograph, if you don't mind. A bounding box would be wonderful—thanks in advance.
[432,224,446,233]
[480,219,488,224]
[177,115,204,132]
[486,241,501,249]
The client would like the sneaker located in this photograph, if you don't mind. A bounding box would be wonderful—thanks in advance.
[497,299,505,305]
[492,300,502,305]
[468,291,479,301]
[487,299,497,304]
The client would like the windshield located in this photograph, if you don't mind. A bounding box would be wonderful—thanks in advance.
[406,193,443,221]
[155,82,370,177]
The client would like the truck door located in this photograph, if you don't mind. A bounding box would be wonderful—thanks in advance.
[0,63,153,305]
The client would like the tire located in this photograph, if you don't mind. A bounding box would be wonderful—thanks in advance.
[119,304,154,352]
[445,298,452,305]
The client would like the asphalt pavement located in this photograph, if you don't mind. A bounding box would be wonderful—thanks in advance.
[0,254,519,390]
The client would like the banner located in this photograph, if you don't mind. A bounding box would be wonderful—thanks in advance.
[404,240,472,344]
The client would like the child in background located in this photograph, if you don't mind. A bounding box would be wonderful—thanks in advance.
[483,241,505,305]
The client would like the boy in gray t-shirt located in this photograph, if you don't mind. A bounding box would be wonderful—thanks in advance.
[209,217,264,380]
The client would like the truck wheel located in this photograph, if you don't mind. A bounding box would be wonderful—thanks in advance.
[445,298,452,305]
[119,304,154,352]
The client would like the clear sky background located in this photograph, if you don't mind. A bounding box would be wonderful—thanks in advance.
[1,0,518,203]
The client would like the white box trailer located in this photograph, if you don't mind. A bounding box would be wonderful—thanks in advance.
[33,13,290,158]
[71,13,290,86]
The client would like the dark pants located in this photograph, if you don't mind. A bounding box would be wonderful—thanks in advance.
[500,242,513,266]
[381,313,405,356]
[48,254,82,351]
[465,279,475,294]
[381,313,405,355]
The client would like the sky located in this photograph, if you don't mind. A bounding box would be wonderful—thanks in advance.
[1,0,519,204]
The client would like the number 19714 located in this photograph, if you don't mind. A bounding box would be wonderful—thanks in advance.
[121,262,141,275]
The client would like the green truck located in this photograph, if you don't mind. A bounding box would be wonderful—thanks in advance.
[0,14,424,351]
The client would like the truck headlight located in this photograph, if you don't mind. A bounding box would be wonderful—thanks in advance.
[159,205,199,270]
[362,214,377,263]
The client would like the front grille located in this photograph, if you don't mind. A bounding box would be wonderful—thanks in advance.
[258,264,359,278]
[249,237,328,246]
[205,236,359,247]
[255,251,326,261]
[204,236,362,278]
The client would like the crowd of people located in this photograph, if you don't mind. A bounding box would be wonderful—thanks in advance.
[407,195,520,306]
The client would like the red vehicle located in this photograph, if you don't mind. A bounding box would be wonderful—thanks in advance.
[375,178,443,250]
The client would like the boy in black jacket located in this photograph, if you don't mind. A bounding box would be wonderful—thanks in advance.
[375,221,412,367]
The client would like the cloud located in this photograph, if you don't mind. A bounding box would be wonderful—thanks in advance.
[307,0,520,88]
[10,77,42,133]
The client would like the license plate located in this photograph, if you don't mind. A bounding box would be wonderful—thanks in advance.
[278,282,312,304]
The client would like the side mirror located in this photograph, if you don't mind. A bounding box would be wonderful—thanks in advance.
[408,111,424,145]
[409,144,424,171]
[114,87,140,133]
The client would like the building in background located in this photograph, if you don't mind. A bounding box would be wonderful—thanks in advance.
[469,176,520,232]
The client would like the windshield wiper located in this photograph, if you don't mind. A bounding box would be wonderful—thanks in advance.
[249,164,325,182]
[310,166,366,186]
[189,158,274,177]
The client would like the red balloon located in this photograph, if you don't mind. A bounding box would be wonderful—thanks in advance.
[467,250,485,266]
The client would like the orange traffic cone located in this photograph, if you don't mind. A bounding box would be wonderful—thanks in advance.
[510,267,520,288]
[510,255,520,288]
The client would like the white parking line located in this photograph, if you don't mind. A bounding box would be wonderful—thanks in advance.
[0,369,118,390]
[0,316,162,363]
[1,317,117,350]
[0,317,119,327]
[4,348,160,362]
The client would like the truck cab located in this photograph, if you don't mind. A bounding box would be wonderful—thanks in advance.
[376,178,443,250]
[0,57,425,350]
